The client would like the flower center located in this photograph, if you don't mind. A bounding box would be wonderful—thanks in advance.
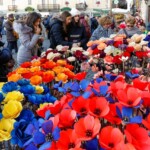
[86,130,93,137]
[108,143,114,148]
[68,143,75,149]
[80,108,86,113]
[127,100,133,105]
[123,116,129,122]
[94,108,101,115]
[46,133,53,141]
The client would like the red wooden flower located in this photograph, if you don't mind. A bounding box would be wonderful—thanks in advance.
[117,87,141,107]
[72,96,89,116]
[74,115,101,141]
[89,97,109,117]
[58,109,76,128]
[99,126,124,149]
[57,129,81,149]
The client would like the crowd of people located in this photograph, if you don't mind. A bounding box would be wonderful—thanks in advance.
[0,8,148,81]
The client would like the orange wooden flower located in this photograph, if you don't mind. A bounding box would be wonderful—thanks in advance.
[16,67,30,74]
[65,64,74,70]
[57,60,67,66]
[31,60,41,67]
[55,73,68,83]
[8,73,22,82]
[30,66,41,73]
[53,66,64,74]
[42,60,57,69]
[30,75,42,85]
[42,71,55,83]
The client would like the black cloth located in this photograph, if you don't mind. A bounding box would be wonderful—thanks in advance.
[68,23,88,50]
[48,18,73,49]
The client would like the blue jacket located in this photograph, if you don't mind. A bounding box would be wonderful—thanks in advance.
[90,25,114,41]
[68,23,88,50]
[49,18,73,49]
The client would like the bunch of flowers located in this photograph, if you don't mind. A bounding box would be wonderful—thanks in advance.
[0,78,57,143]
[23,74,150,150]
[7,57,75,84]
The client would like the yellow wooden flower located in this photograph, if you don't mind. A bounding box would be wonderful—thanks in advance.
[34,85,44,94]
[0,83,5,90]
[4,91,24,103]
[55,73,68,83]
[0,118,15,141]
[2,101,22,119]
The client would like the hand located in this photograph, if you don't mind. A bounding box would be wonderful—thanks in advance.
[39,37,44,42]
[72,43,78,47]
[34,26,41,34]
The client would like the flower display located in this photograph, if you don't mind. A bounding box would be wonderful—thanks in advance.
[0,33,150,150]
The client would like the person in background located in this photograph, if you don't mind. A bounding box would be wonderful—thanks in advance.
[118,16,142,38]
[13,12,43,65]
[90,16,113,41]
[68,8,87,50]
[48,11,73,49]
[80,13,91,40]
[4,14,18,53]
[90,16,99,34]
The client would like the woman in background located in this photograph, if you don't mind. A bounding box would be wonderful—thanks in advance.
[13,12,43,65]
[90,16,113,41]
[68,8,87,50]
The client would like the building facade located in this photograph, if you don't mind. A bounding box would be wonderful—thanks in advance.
[0,0,110,14]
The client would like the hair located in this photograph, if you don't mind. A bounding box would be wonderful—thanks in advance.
[60,11,71,33]
[125,16,136,25]
[71,16,81,27]
[99,16,112,26]
[25,12,41,32]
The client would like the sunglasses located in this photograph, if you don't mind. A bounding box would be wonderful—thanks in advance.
[127,25,134,28]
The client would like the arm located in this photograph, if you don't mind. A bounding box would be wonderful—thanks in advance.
[80,27,88,47]
[52,24,73,47]
[4,22,13,31]
[20,33,40,50]
[90,28,99,41]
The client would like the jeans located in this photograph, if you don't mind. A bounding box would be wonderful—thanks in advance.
[7,41,18,53]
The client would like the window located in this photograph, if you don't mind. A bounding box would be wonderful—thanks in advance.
[0,0,3,5]
[28,0,32,5]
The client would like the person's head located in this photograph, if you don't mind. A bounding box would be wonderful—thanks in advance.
[70,8,81,24]
[99,16,112,29]
[61,11,72,26]
[8,14,14,22]
[25,12,41,30]
[125,16,136,29]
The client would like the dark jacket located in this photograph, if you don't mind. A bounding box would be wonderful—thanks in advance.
[49,18,73,49]
[68,22,88,50]
[4,20,17,41]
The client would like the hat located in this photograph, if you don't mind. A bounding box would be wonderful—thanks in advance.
[70,8,80,17]
[0,48,12,64]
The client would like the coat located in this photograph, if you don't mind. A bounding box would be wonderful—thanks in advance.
[4,20,17,41]
[90,25,114,41]
[118,27,142,38]
[49,18,73,49]
[68,23,88,50]
[13,22,40,65]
